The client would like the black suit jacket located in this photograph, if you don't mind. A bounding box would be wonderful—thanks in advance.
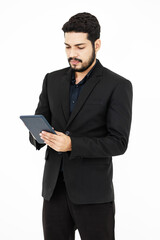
[30,60,133,204]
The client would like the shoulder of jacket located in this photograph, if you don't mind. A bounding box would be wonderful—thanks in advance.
[47,67,70,77]
[102,66,132,86]
[43,66,70,87]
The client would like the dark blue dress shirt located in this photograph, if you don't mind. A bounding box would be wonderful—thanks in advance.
[70,60,97,114]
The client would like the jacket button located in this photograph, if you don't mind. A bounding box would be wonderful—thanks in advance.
[65,131,70,136]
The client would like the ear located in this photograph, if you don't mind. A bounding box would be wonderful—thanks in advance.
[94,39,101,53]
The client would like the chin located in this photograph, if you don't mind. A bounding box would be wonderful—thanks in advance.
[71,66,82,72]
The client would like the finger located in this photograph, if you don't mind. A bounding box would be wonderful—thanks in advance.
[43,137,54,145]
[40,134,55,144]
[40,131,57,140]
[41,131,53,137]
[43,139,61,152]
[54,130,64,136]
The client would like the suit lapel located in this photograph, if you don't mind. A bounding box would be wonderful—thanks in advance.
[61,68,72,123]
[66,61,103,129]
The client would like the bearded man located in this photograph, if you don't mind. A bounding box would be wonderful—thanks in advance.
[29,12,133,240]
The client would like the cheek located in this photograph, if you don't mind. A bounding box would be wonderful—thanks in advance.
[65,50,69,57]
[65,48,72,56]
[82,49,92,60]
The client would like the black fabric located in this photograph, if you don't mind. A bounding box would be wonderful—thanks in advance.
[70,60,97,113]
[43,171,115,240]
[29,59,133,203]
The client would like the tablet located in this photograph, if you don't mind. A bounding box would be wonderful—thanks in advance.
[20,115,56,144]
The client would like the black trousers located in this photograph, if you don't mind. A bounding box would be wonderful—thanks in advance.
[43,171,115,240]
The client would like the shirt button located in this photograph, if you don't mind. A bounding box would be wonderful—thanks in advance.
[72,100,75,104]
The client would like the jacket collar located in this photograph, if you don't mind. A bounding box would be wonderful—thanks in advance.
[61,59,103,128]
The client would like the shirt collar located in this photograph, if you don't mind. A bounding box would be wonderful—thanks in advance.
[71,59,98,86]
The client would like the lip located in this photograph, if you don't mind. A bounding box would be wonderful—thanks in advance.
[70,60,80,65]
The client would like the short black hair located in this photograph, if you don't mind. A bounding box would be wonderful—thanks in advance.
[62,12,101,45]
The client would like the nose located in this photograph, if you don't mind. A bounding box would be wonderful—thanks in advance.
[69,48,78,59]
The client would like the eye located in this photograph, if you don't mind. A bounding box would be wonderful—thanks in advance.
[78,47,85,50]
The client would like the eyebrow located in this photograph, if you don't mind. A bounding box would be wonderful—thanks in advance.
[64,43,86,46]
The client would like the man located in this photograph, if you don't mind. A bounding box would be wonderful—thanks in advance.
[29,12,133,240]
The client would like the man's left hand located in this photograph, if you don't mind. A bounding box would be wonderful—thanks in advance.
[40,130,72,152]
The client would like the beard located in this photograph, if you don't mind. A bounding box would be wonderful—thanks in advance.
[68,47,96,72]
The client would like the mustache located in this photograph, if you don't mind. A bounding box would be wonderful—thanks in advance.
[68,58,82,63]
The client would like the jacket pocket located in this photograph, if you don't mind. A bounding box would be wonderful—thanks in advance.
[85,101,104,105]
[82,157,111,165]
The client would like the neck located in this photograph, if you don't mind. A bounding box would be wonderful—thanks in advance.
[75,59,96,84]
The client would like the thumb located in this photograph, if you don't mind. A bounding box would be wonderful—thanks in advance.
[54,130,63,136]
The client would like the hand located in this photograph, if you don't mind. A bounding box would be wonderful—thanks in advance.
[39,130,72,152]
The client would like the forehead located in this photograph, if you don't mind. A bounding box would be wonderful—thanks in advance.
[64,32,90,45]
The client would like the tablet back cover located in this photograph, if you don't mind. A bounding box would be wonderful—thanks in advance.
[20,115,54,144]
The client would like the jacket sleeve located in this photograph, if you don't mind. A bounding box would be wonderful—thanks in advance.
[29,74,51,150]
[29,132,45,150]
[69,80,133,158]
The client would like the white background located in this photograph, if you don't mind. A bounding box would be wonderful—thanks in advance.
[0,0,160,239]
